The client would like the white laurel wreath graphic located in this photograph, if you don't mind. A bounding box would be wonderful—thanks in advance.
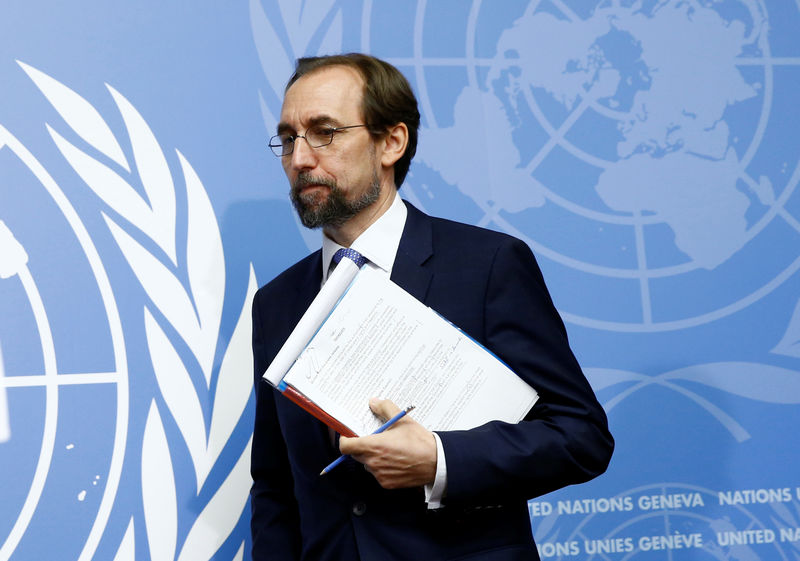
[768,498,800,558]
[586,361,800,442]
[20,60,254,561]
[773,295,800,359]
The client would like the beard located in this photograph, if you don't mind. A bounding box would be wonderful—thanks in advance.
[290,170,381,229]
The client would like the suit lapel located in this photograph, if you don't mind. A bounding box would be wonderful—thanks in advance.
[295,252,323,317]
[277,251,323,344]
[391,201,434,304]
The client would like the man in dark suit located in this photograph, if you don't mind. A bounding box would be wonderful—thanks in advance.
[251,53,613,561]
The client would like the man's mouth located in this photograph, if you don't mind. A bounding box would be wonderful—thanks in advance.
[293,175,337,203]
[294,174,334,192]
[295,183,329,200]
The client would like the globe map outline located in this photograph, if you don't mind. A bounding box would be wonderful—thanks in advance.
[353,0,800,332]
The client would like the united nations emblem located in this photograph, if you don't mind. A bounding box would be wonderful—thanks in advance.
[0,62,254,561]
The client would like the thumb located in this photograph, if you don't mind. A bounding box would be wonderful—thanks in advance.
[369,397,401,422]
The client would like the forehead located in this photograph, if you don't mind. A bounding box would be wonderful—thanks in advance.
[280,65,364,128]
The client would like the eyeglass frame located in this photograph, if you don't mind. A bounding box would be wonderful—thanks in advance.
[268,124,373,157]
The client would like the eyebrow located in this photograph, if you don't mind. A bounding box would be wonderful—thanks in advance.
[276,114,342,135]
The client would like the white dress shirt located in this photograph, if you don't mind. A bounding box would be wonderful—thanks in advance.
[320,192,447,508]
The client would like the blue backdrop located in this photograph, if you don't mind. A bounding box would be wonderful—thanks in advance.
[1,1,799,560]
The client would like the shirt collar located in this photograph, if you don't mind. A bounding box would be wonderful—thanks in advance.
[321,191,407,281]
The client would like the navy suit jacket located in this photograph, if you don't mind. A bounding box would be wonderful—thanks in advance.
[250,201,613,561]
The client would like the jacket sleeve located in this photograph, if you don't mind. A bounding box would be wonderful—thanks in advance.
[437,237,614,506]
[250,289,302,560]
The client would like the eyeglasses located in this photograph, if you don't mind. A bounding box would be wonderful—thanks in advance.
[268,124,371,156]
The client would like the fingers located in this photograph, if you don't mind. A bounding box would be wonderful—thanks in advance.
[336,399,438,489]
[338,434,361,455]
[339,430,391,456]
[347,425,437,489]
[368,397,401,422]
[339,397,401,455]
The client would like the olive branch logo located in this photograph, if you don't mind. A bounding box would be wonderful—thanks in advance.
[768,497,800,558]
[20,61,253,561]
[586,360,800,442]
[773,294,800,359]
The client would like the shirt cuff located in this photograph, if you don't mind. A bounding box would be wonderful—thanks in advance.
[424,432,447,509]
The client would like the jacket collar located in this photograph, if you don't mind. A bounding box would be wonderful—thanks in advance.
[391,200,434,304]
[292,250,323,311]
[293,200,435,305]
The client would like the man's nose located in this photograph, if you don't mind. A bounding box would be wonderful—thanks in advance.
[288,136,317,170]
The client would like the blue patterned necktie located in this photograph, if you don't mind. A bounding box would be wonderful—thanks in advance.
[332,248,367,268]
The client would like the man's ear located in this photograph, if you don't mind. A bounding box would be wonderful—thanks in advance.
[380,122,409,169]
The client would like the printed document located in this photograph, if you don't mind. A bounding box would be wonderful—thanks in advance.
[264,264,538,436]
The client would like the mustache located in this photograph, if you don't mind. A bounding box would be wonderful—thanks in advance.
[292,173,337,192]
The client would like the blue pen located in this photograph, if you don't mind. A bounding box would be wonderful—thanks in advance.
[320,405,416,475]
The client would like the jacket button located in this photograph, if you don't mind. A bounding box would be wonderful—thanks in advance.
[352,502,367,516]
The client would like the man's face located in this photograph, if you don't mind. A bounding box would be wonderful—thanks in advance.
[278,65,383,229]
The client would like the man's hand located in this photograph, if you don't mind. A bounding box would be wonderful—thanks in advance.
[339,398,437,489]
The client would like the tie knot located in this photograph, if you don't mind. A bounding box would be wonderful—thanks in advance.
[332,248,367,268]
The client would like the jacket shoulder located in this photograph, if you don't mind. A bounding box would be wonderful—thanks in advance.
[432,215,520,247]
[404,200,525,257]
